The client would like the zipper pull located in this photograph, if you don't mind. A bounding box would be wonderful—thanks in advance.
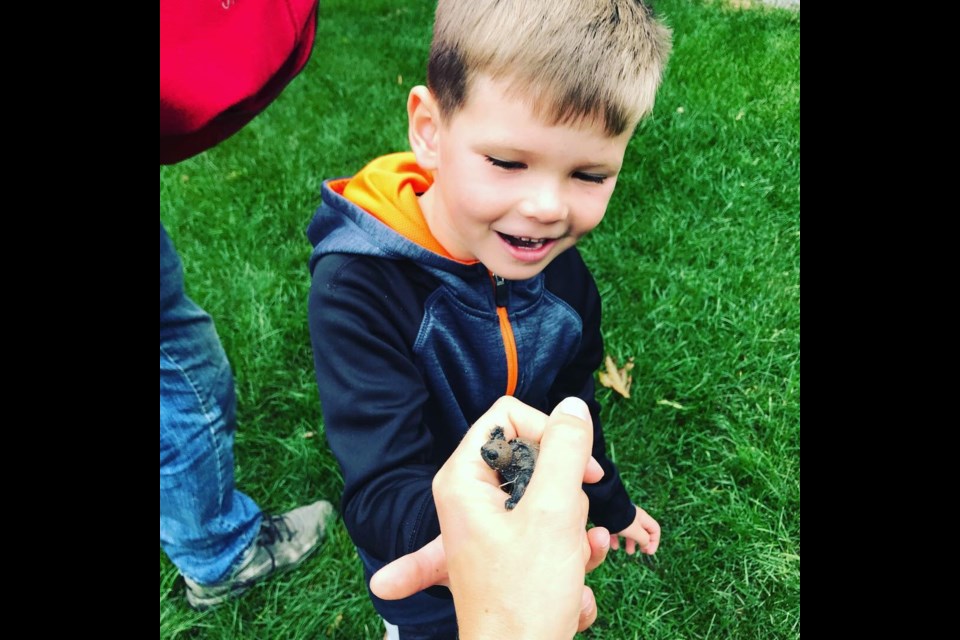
[493,274,508,307]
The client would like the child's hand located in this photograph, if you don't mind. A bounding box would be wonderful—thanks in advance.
[610,505,660,555]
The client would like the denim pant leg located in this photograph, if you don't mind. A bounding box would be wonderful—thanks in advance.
[160,221,261,584]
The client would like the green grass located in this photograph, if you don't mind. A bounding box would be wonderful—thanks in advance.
[160,1,800,637]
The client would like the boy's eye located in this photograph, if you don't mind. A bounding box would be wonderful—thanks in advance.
[573,172,607,185]
[486,156,526,170]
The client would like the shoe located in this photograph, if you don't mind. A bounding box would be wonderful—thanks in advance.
[184,499,334,609]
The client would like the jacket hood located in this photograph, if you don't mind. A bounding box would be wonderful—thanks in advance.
[307,152,480,276]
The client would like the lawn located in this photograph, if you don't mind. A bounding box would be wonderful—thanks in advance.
[160,1,800,637]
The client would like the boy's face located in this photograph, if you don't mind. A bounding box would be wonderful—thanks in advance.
[416,75,632,281]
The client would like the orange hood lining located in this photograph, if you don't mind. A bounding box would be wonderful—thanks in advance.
[336,152,476,265]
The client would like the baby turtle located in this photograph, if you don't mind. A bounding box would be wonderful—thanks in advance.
[480,426,540,509]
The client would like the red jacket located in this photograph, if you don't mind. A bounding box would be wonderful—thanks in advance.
[160,0,319,164]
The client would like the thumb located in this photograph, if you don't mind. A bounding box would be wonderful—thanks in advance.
[529,397,597,502]
[369,536,449,600]
[553,398,604,482]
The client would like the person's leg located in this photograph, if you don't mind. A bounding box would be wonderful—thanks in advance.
[160,221,262,585]
[160,221,334,609]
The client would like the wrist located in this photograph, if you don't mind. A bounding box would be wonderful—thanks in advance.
[454,595,577,640]
[457,618,575,640]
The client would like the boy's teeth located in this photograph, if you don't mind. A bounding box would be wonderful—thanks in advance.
[498,232,549,249]
[514,236,543,248]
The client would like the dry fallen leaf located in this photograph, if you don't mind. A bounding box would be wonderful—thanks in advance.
[598,354,634,398]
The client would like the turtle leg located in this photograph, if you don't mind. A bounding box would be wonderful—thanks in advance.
[505,470,532,510]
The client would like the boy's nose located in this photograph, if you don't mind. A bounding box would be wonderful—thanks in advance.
[518,184,568,224]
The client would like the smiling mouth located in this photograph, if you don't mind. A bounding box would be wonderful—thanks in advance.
[496,232,556,250]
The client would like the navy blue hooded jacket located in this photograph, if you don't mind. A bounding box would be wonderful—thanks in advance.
[307,153,635,572]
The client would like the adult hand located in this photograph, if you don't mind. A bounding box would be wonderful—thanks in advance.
[370,396,609,637]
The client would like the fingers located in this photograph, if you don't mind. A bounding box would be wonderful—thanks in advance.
[644,536,660,555]
[466,396,604,486]
[434,397,545,500]
[480,396,550,445]
[585,527,610,573]
[578,585,598,632]
[639,508,661,555]
[609,533,619,551]
[369,536,449,600]
[442,396,549,475]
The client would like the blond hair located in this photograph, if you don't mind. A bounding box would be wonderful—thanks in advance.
[428,0,672,136]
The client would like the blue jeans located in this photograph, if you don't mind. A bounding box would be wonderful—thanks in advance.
[160,221,261,584]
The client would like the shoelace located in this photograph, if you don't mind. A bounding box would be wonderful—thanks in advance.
[252,514,296,573]
[185,514,297,595]
[259,514,295,546]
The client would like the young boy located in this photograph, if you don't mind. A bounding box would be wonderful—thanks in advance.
[307,1,671,637]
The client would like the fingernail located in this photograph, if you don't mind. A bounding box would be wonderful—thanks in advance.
[556,397,589,421]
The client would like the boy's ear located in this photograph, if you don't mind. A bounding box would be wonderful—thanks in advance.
[408,86,441,171]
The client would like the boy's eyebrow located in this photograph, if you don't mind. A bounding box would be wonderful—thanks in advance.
[481,144,533,157]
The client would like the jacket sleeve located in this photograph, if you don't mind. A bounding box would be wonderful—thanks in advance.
[308,254,440,562]
[545,249,636,535]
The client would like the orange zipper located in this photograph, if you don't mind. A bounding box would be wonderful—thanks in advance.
[492,274,518,396]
